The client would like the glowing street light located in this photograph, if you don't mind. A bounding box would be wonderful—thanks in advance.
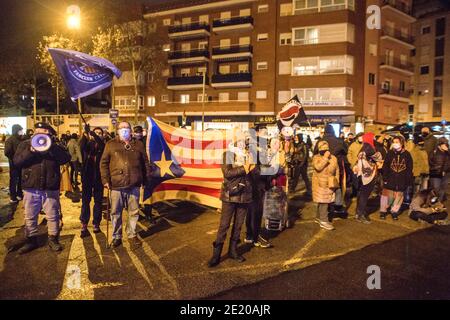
[66,5,81,30]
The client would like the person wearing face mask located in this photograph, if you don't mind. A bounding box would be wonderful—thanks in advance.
[13,122,71,254]
[347,133,364,198]
[429,137,450,202]
[380,136,413,220]
[288,133,311,197]
[100,121,152,249]
[4,124,24,203]
[409,137,429,193]
[79,124,106,237]
[421,127,438,157]
[312,140,339,231]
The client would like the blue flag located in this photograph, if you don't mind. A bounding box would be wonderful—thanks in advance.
[48,48,122,101]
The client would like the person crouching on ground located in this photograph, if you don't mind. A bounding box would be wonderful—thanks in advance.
[79,124,106,237]
[409,189,448,225]
[380,135,413,221]
[100,121,152,249]
[13,122,71,254]
[353,133,383,224]
[208,137,258,267]
[312,140,339,231]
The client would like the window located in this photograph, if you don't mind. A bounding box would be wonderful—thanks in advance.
[291,55,353,75]
[433,100,442,117]
[181,43,191,51]
[293,0,354,14]
[293,27,318,45]
[278,91,291,104]
[369,44,377,56]
[257,33,269,41]
[162,44,171,52]
[219,65,230,74]
[238,64,249,73]
[240,8,251,16]
[421,25,431,35]
[401,27,409,39]
[256,91,267,99]
[198,41,208,49]
[280,3,293,16]
[181,68,190,77]
[292,23,354,45]
[239,37,250,45]
[197,93,207,102]
[219,92,229,102]
[400,54,408,66]
[182,17,191,25]
[436,17,446,37]
[368,73,376,85]
[220,11,231,19]
[162,69,170,77]
[180,94,190,104]
[147,96,156,107]
[280,33,292,45]
[196,66,207,76]
[163,18,171,26]
[399,81,406,92]
[220,38,231,47]
[435,38,445,57]
[279,61,291,75]
[385,49,394,65]
[238,92,249,101]
[435,58,444,77]
[258,4,269,13]
[420,65,430,75]
[434,79,443,97]
[257,62,268,70]
[161,94,169,102]
[291,87,353,106]
[199,15,209,24]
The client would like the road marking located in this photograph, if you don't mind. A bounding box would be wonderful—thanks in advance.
[283,229,326,268]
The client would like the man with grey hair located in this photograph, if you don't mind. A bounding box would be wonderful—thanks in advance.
[100,121,152,249]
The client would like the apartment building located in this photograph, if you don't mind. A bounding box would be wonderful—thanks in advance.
[127,0,417,130]
[411,1,450,125]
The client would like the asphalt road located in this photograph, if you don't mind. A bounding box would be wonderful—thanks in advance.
[0,167,449,300]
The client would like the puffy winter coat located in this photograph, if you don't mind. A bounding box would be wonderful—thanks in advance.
[429,148,450,178]
[13,139,71,190]
[100,137,151,190]
[423,134,438,157]
[312,154,339,204]
[410,145,429,177]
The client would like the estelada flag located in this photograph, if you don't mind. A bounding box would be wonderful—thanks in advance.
[277,95,308,130]
[144,117,231,209]
[48,48,122,101]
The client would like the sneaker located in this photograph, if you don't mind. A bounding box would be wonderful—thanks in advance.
[129,237,142,250]
[392,214,399,221]
[380,213,387,220]
[48,236,63,252]
[93,225,101,234]
[254,237,273,248]
[358,215,372,225]
[9,199,18,204]
[80,224,90,238]
[111,238,122,248]
[244,238,254,244]
[319,221,335,231]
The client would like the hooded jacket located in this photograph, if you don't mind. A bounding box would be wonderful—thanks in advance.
[4,124,23,163]
[382,141,413,192]
[429,148,450,177]
[322,124,348,168]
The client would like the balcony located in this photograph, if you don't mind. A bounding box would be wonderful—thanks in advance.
[211,72,252,88]
[167,76,209,90]
[168,22,210,39]
[293,0,355,15]
[381,29,415,48]
[380,57,414,76]
[168,49,209,64]
[212,16,253,33]
[211,45,253,61]
[382,0,416,21]
[379,85,411,103]
[165,100,253,113]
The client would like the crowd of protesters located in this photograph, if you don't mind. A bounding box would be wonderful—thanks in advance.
[2,121,450,266]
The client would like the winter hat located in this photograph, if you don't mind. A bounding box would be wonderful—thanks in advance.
[317,140,329,152]
[12,124,23,135]
[362,132,375,148]
[438,137,449,146]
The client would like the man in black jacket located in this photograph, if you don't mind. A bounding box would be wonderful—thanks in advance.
[289,133,312,197]
[79,124,105,237]
[100,121,152,249]
[429,137,450,202]
[380,135,413,220]
[13,122,71,254]
[4,124,24,203]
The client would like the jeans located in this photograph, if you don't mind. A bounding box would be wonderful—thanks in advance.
[289,164,311,194]
[70,161,80,186]
[430,174,449,202]
[215,202,248,244]
[80,180,103,226]
[8,161,22,200]
[23,189,61,237]
[317,203,329,222]
[110,187,140,240]
[356,179,375,217]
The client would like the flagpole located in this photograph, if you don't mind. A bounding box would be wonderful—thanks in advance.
[56,82,60,137]
[78,98,82,134]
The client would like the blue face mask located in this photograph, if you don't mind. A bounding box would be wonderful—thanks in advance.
[118,128,131,140]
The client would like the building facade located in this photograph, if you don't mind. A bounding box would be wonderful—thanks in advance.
[411,1,450,124]
[112,0,418,130]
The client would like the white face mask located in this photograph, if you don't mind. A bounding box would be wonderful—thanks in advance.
[17,130,24,136]
[392,143,402,151]
[118,128,131,140]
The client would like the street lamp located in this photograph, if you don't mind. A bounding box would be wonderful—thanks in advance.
[66,5,81,30]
